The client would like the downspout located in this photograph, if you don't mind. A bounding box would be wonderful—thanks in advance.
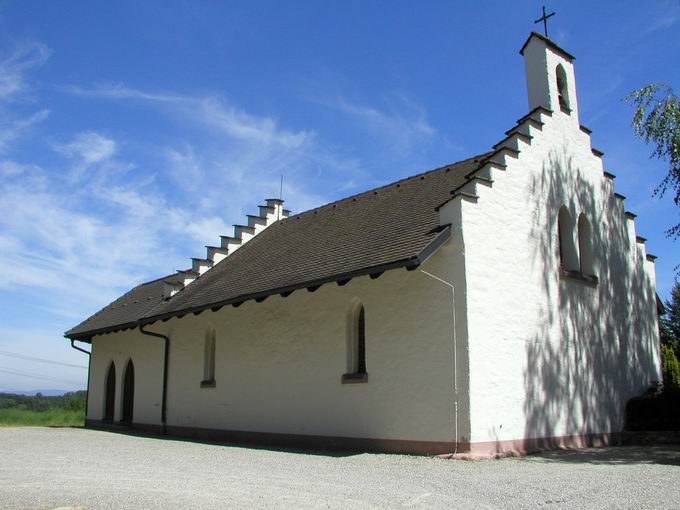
[420,269,459,455]
[70,339,91,422]
[139,324,169,435]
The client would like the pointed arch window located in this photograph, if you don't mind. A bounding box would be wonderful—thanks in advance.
[121,359,135,424]
[103,361,116,422]
[558,206,579,272]
[578,214,595,276]
[200,325,216,388]
[558,207,599,285]
[342,300,368,383]
[556,64,571,113]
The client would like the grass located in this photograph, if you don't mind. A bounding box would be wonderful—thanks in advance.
[0,408,85,427]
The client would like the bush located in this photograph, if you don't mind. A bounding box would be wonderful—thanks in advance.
[661,344,680,388]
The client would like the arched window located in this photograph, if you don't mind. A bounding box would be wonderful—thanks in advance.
[356,306,366,374]
[558,206,579,272]
[103,361,116,422]
[201,324,216,388]
[578,214,594,276]
[121,359,134,424]
[556,64,570,113]
[342,299,368,383]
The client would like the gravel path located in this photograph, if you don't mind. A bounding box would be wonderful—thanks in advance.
[0,427,679,509]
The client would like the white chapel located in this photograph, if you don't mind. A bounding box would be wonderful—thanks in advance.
[66,32,661,456]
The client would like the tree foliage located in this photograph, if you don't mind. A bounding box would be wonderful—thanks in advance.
[658,280,680,391]
[0,391,86,412]
[625,83,680,238]
[660,280,680,353]
[661,344,680,389]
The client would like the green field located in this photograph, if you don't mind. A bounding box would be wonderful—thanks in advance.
[0,408,84,427]
[0,391,86,427]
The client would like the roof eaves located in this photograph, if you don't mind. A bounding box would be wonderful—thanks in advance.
[64,320,140,341]
[141,226,453,327]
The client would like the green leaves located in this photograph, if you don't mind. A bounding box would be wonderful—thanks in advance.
[660,280,680,352]
[625,83,680,239]
[661,344,680,389]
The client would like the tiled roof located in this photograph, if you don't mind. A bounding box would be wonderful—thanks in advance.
[66,153,487,340]
[65,275,171,338]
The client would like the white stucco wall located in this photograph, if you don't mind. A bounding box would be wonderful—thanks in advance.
[460,102,661,445]
[87,243,468,444]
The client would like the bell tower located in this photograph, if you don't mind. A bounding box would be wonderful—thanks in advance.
[520,32,579,122]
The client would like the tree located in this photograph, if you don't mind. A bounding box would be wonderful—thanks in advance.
[660,280,680,354]
[661,345,680,389]
[625,84,680,239]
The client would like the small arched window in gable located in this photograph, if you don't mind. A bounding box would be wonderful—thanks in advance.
[201,324,216,388]
[558,206,579,272]
[556,64,570,113]
[577,214,595,276]
[342,299,368,383]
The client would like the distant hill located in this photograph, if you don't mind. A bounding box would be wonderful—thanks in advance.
[0,389,76,397]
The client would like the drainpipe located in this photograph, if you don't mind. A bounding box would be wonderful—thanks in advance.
[70,339,91,422]
[139,324,169,435]
[420,269,459,455]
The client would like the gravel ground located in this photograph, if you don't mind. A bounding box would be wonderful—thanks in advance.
[0,427,679,509]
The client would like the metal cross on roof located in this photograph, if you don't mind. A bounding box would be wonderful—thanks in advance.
[534,6,556,37]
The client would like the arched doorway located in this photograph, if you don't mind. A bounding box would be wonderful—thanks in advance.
[103,362,116,422]
[121,359,135,424]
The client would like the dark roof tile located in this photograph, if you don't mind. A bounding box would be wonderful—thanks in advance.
[65,274,173,339]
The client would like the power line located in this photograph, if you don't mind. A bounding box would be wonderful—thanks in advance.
[0,350,87,369]
[0,367,82,387]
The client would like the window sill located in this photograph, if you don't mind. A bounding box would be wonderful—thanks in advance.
[560,105,572,115]
[200,379,216,388]
[341,373,368,384]
[560,269,598,286]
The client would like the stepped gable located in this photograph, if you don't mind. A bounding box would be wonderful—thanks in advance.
[65,274,172,338]
[146,153,486,322]
[162,198,289,298]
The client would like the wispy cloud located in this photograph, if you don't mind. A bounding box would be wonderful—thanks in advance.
[53,131,116,166]
[640,9,679,38]
[68,83,312,149]
[0,41,50,101]
[317,93,440,157]
[0,41,51,154]
[0,109,49,153]
[67,82,357,212]
[52,131,118,183]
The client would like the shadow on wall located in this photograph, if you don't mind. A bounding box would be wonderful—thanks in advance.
[523,148,659,443]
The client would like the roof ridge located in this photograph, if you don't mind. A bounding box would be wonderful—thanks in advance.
[142,273,178,285]
[283,152,490,220]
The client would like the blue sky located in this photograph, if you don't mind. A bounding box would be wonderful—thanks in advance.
[0,1,678,392]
